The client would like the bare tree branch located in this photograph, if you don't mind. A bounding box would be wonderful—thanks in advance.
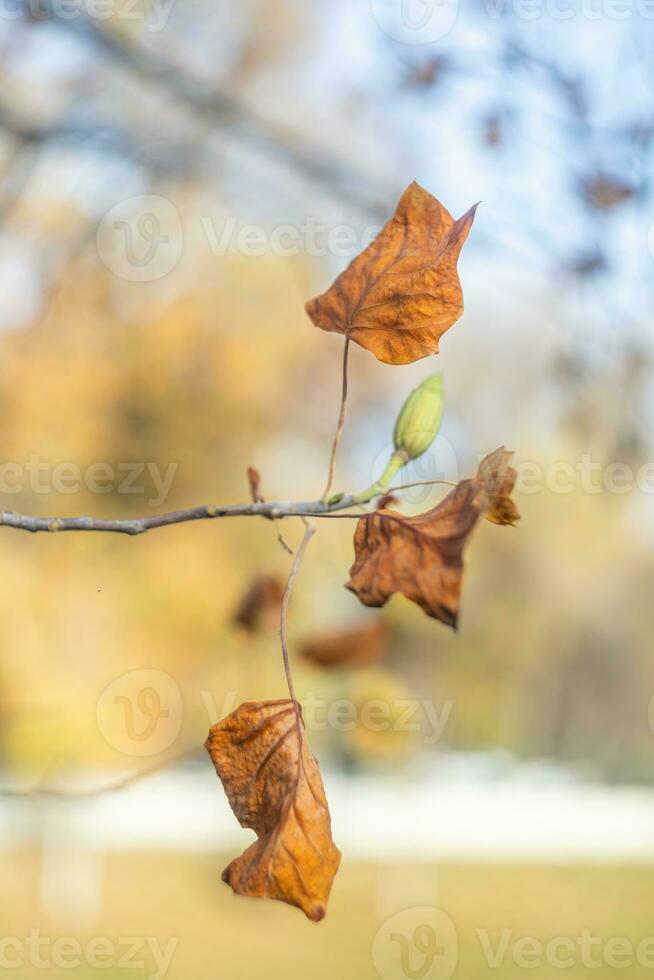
[0,475,461,537]
[0,495,359,536]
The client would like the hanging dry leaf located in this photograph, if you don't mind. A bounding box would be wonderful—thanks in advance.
[346,448,518,627]
[232,575,284,633]
[205,700,341,921]
[477,446,520,526]
[301,621,388,669]
[305,181,477,365]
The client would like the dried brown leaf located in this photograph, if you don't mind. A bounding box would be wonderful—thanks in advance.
[300,621,388,669]
[232,575,284,633]
[205,700,341,921]
[580,174,636,211]
[346,449,518,626]
[477,447,520,526]
[306,181,477,365]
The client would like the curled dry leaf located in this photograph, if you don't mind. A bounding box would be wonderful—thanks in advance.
[232,574,284,633]
[346,448,518,627]
[205,700,341,921]
[300,620,388,669]
[305,181,477,365]
[478,446,520,526]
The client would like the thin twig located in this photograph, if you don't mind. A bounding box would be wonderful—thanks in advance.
[321,336,350,503]
[386,478,458,493]
[247,473,294,555]
[0,748,197,800]
[0,498,351,535]
[279,520,315,701]
[0,478,459,537]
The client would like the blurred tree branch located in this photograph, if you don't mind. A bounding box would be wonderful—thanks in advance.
[23,1,391,218]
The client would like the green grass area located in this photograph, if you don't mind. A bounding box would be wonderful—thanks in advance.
[2,852,654,979]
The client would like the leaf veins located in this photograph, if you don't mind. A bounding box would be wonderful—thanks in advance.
[305,181,477,365]
[205,700,341,921]
[346,448,519,627]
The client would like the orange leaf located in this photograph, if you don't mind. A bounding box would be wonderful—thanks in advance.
[301,621,388,669]
[205,700,341,921]
[346,448,518,627]
[305,181,477,365]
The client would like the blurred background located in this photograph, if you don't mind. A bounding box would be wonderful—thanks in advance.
[1,1,654,977]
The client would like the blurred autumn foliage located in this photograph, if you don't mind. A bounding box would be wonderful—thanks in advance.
[0,1,653,795]
[0,245,652,786]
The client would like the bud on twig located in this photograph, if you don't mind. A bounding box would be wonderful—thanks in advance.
[353,373,445,505]
[393,373,444,461]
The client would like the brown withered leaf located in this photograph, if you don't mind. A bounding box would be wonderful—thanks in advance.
[346,449,518,627]
[301,621,388,669]
[306,181,477,365]
[205,700,341,921]
[477,447,520,526]
[232,574,284,633]
[579,173,636,211]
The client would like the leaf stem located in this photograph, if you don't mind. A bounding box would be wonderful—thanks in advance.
[320,336,350,503]
[279,519,316,701]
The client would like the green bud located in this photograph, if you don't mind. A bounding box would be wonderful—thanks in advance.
[393,373,444,461]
